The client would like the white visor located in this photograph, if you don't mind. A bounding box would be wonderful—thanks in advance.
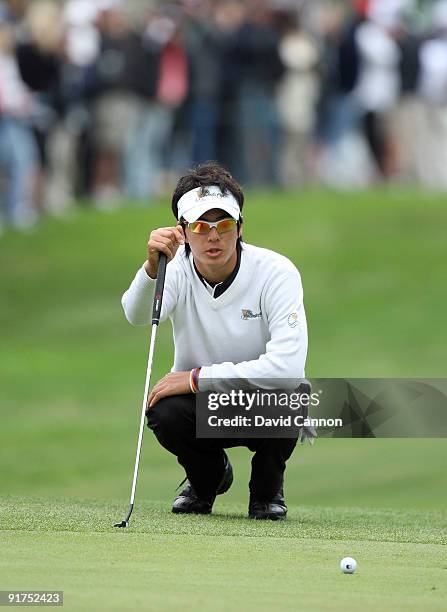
[177,186,240,222]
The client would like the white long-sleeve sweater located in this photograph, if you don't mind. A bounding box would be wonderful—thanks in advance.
[121,243,308,392]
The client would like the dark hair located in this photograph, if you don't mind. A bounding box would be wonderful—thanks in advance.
[171,162,244,256]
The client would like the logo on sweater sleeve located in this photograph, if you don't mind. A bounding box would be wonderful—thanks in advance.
[287,312,299,328]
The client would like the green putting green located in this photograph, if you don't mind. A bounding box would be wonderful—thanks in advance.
[1,499,446,611]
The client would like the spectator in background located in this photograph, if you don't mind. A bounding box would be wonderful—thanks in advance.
[42,0,100,214]
[0,13,39,230]
[230,0,284,186]
[138,5,188,198]
[416,0,447,190]
[354,1,403,179]
[87,0,159,206]
[213,0,247,178]
[16,1,64,211]
[391,7,421,183]
[182,0,223,166]
[276,9,320,186]
[315,3,370,186]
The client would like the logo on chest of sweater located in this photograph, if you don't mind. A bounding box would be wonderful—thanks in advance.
[241,309,262,320]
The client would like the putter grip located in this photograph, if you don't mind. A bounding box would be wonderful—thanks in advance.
[152,253,167,325]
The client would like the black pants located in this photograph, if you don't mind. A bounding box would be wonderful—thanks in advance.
[147,394,298,502]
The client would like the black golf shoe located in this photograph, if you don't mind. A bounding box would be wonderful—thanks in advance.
[248,488,287,521]
[172,453,233,515]
[172,483,214,514]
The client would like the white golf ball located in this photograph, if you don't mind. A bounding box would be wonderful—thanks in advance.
[340,557,357,574]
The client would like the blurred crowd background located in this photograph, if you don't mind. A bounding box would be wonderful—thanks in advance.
[1,0,447,232]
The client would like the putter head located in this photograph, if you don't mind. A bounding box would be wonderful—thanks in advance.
[114,503,134,528]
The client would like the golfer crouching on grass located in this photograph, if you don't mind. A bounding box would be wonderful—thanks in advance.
[122,162,308,520]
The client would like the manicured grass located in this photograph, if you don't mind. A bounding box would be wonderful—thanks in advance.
[1,499,446,611]
[1,190,446,610]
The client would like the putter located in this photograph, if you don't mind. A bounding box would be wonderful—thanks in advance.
[114,252,168,528]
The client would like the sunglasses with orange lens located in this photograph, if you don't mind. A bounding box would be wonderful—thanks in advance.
[187,218,237,234]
